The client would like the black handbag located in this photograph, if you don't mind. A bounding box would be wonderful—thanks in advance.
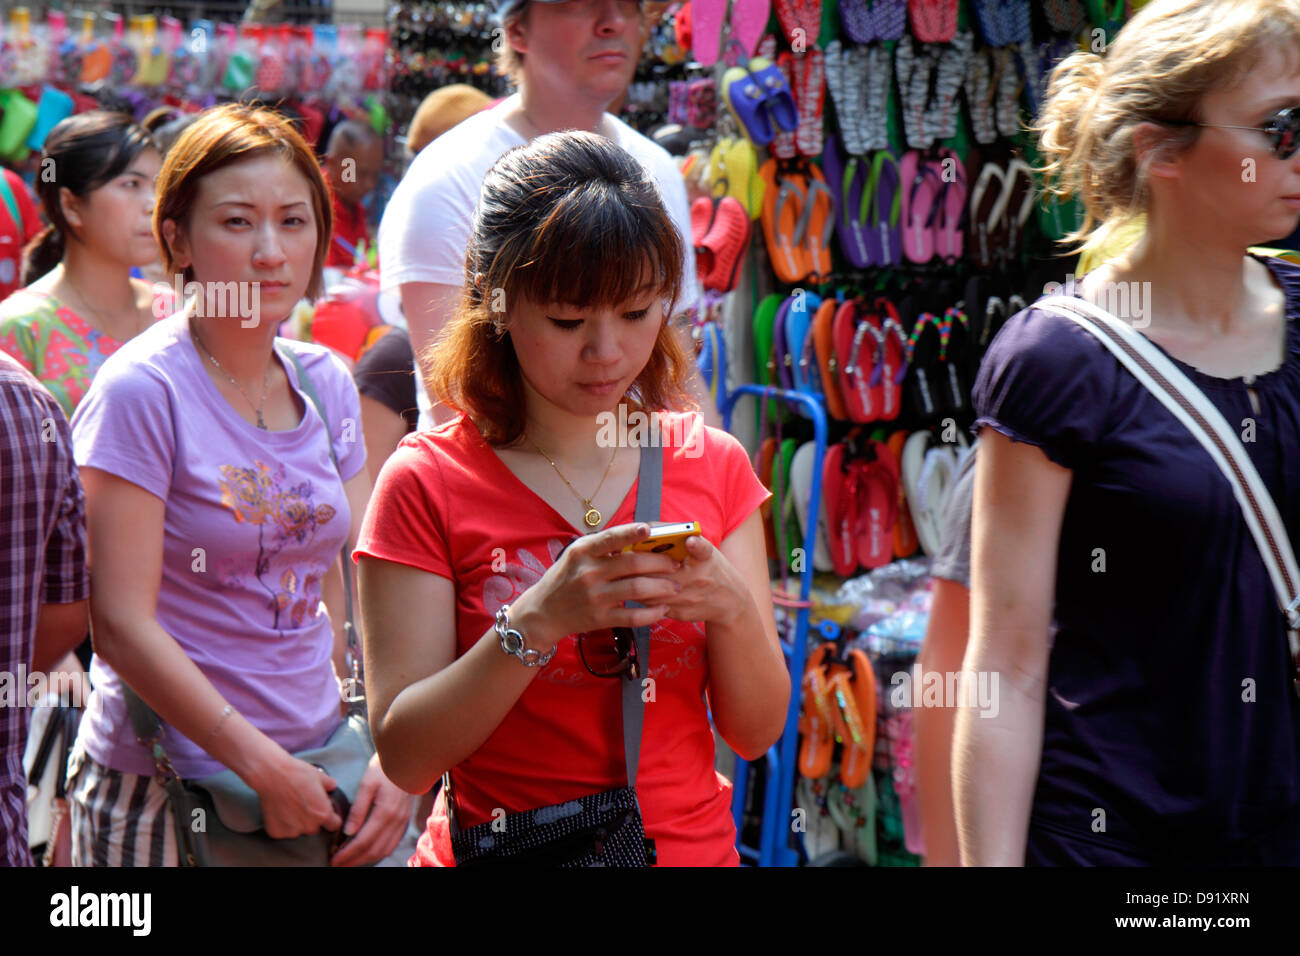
[446,442,664,867]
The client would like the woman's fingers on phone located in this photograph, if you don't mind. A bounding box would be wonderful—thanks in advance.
[586,522,652,556]
[615,604,671,628]
[608,549,678,578]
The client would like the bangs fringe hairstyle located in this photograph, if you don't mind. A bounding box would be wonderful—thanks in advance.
[153,103,332,301]
[1034,0,1300,258]
[425,130,693,446]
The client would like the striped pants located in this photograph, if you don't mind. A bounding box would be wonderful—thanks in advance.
[67,743,180,867]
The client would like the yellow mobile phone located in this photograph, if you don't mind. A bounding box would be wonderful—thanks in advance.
[625,521,702,562]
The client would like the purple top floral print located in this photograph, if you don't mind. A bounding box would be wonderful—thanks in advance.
[69,312,365,778]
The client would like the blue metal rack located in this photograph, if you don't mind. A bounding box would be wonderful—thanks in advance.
[722,384,828,868]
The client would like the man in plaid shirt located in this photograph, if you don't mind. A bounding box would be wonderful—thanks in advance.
[0,351,89,866]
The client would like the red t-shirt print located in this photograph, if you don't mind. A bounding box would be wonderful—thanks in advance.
[354,411,772,866]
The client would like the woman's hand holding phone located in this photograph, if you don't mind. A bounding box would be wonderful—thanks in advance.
[652,532,750,626]
[510,522,682,649]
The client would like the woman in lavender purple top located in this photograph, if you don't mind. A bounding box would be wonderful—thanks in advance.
[67,104,413,867]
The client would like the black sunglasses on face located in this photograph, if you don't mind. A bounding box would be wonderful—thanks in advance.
[1160,106,1300,160]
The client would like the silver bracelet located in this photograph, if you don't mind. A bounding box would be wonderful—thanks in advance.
[207,704,234,742]
[495,604,555,667]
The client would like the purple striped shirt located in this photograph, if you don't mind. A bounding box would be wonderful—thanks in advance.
[0,351,89,867]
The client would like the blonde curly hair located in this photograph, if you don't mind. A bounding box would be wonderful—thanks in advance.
[1035,0,1300,259]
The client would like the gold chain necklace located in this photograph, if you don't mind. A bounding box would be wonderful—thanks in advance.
[190,317,271,430]
[526,435,619,528]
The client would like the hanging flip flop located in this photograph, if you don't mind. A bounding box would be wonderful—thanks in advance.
[824,134,872,270]
[834,299,882,423]
[968,159,1009,270]
[964,47,998,146]
[938,306,973,418]
[697,320,728,413]
[838,0,876,43]
[908,0,959,43]
[784,290,818,394]
[773,295,797,392]
[827,774,878,865]
[791,440,834,571]
[753,293,783,389]
[855,441,900,570]
[799,642,838,779]
[781,49,827,159]
[894,36,938,151]
[902,431,958,556]
[924,32,973,146]
[837,648,878,789]
[796,775,844,859]
[874,297,909,420]
[928,148,967,262]
[865,148,903,268]
[1001,156,1037,263]
[691,0,727,66]
[797,163,836,282]
[813,296,850,420]
[732,0,773,57]
[823,441,862,576]
[759,158,813,283]
[900,150,941,264]
[887,429,921,557]
[904,312,944,423]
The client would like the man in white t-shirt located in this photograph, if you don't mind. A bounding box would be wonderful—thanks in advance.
[379,0,713,429]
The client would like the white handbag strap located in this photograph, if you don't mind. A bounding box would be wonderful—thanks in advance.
[1035,294,1300,679]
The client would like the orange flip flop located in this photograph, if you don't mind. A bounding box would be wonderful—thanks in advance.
[887,429,920,558]
[834,649,877,789]
[813,296,849,421]
[800,162,836,284]
[760,157,812,284]
[799,642,838,779]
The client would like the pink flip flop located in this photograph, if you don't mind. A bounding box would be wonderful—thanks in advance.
[691,0,727,66]
[900,149,941,264]
[731,0,772,57]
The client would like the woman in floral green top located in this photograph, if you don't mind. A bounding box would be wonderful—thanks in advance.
[0,111,164,416]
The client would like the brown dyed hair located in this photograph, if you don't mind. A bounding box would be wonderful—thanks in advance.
[154,103,332,301]
[1035,0,1300,257]
[424,130,693,446]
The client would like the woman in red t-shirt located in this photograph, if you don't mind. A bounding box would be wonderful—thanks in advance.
[354,131,789,866]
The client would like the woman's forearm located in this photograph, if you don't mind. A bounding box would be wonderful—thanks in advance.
[371,588,556,794]
[951,653,1047,866]
[93,612,287,787]
[704,601,791,761]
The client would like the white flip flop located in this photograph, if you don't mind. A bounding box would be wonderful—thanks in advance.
[902,430,959,556]
[791,440,835,572]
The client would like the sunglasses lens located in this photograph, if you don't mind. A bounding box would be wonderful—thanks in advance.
[578,629,632,678]
[1274,109,1300,159]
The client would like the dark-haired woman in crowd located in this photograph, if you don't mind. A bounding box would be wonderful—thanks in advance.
[0,111,164,417]
[355,131,788,866]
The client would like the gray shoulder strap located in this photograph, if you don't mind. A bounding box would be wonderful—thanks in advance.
[623,440,663,791]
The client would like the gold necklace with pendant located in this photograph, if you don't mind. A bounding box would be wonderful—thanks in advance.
[526,435,619,529]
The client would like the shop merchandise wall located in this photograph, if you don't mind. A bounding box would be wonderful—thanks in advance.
[5,0,1252,870]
